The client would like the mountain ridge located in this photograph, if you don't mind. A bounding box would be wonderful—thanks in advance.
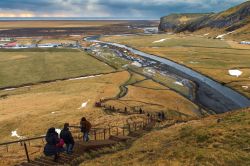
[159,1,250,35]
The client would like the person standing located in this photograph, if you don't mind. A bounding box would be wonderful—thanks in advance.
[80,117,92,142]
[44,127,60,162]
[60,123,75,154]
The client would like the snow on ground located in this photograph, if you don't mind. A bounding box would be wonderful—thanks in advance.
[68,75,102,81]
[131,61,142,67]
[78,99,90,109]
[228,70,242,77]
[242,86,249,90]
[55,129,61,135]
[216,31,235,39]
[51,112,56,114]
[203,33,210,36]
[11,130,25,139]
[4,88,16,91]
[174,81,184,86]
[153,38,169,43]
[189,61,199,64]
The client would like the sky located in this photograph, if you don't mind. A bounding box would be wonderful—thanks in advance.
[0,0,247,19]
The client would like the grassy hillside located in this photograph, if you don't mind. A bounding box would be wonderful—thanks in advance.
[159,1,250,36]
[80,108,250,166]
[0,48,114,88]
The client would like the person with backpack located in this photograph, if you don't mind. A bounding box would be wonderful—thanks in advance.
[43,127,60,162]
[60,123,75,154]
[80,117,92,142]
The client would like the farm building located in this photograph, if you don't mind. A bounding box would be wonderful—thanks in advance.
[0,37,15,42]
[4,42,17,47]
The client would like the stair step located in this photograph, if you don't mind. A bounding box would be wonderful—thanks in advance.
[109,135,133,142]
[35,158,56,166]
[77,140,117,150]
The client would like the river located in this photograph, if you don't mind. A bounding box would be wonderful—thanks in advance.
[85,36,250,113]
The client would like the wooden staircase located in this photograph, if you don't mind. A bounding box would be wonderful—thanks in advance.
[18,136,133,166]
[2,117,157,166]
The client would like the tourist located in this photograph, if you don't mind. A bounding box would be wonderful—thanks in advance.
[60,123,75,154]
[43,127,60,162]
[80,117,92,142]
[139,108,143,114]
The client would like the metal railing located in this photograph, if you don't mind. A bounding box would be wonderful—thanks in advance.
[0,117,155,164]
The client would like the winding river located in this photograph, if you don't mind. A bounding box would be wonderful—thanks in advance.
[86,36,250,114]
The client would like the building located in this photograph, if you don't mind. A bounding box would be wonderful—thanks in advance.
[0,37,15,42]
[240,41,250,45]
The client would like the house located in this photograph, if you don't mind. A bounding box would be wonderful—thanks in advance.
[4,42,17,48]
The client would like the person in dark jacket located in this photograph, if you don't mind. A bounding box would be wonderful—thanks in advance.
[80,117,92,142]
[43,127,60,162]
[60,123,75,154]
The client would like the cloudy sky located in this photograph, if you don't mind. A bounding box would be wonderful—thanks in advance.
[0,0,247,19]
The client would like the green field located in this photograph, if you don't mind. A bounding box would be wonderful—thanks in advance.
[101,34,250,97]
[0,48,114,88]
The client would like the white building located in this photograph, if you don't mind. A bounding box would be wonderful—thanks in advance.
[240,41,250,45]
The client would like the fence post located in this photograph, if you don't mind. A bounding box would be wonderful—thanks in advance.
[122,127,125,136]
[128,124,131,132]
[94,130,97,140]
[116,127,119,136]
[104,129,106,140]
[24,142,30,163]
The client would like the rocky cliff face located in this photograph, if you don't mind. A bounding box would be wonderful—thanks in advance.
[159,1,250,32]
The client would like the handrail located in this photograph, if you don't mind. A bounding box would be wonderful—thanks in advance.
[0,116,156,164]
[0,135,45,146]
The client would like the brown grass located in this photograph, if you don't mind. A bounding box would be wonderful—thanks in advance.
[80,109,250,166]
[0,71,130,142]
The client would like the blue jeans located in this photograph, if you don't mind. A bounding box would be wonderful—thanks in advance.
[65,143,74,154]
[83,131,89,142]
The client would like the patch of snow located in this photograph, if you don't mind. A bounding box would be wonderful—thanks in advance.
[153,38,168,43]
[189,61,199,64]
[78,99,90,109]
[242,86,249,90]
[228,70,242,77]
[216,31,235,39]
[55,129,61,135]
[131,61,142,67]
[4,88,16,91]
[51,112,56,114]
[174,81,184,86]
[203,33,210,36]
[123,50,127,53]
[11,130,25,139]
[68,75,101,81]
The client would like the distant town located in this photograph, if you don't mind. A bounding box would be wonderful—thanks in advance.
[0,37,80,49]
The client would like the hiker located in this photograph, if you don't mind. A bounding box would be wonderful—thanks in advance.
[124,107,128,113]
[139,108,143,114]
[43,127,61,162]
[80,117,92,142]
[60,123,75,154]
[161,112,166,120]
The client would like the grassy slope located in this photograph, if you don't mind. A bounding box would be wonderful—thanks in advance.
[81,108,250,166]
[0,71,130,142]
[0,48,114,88]
[101,34,250,98]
